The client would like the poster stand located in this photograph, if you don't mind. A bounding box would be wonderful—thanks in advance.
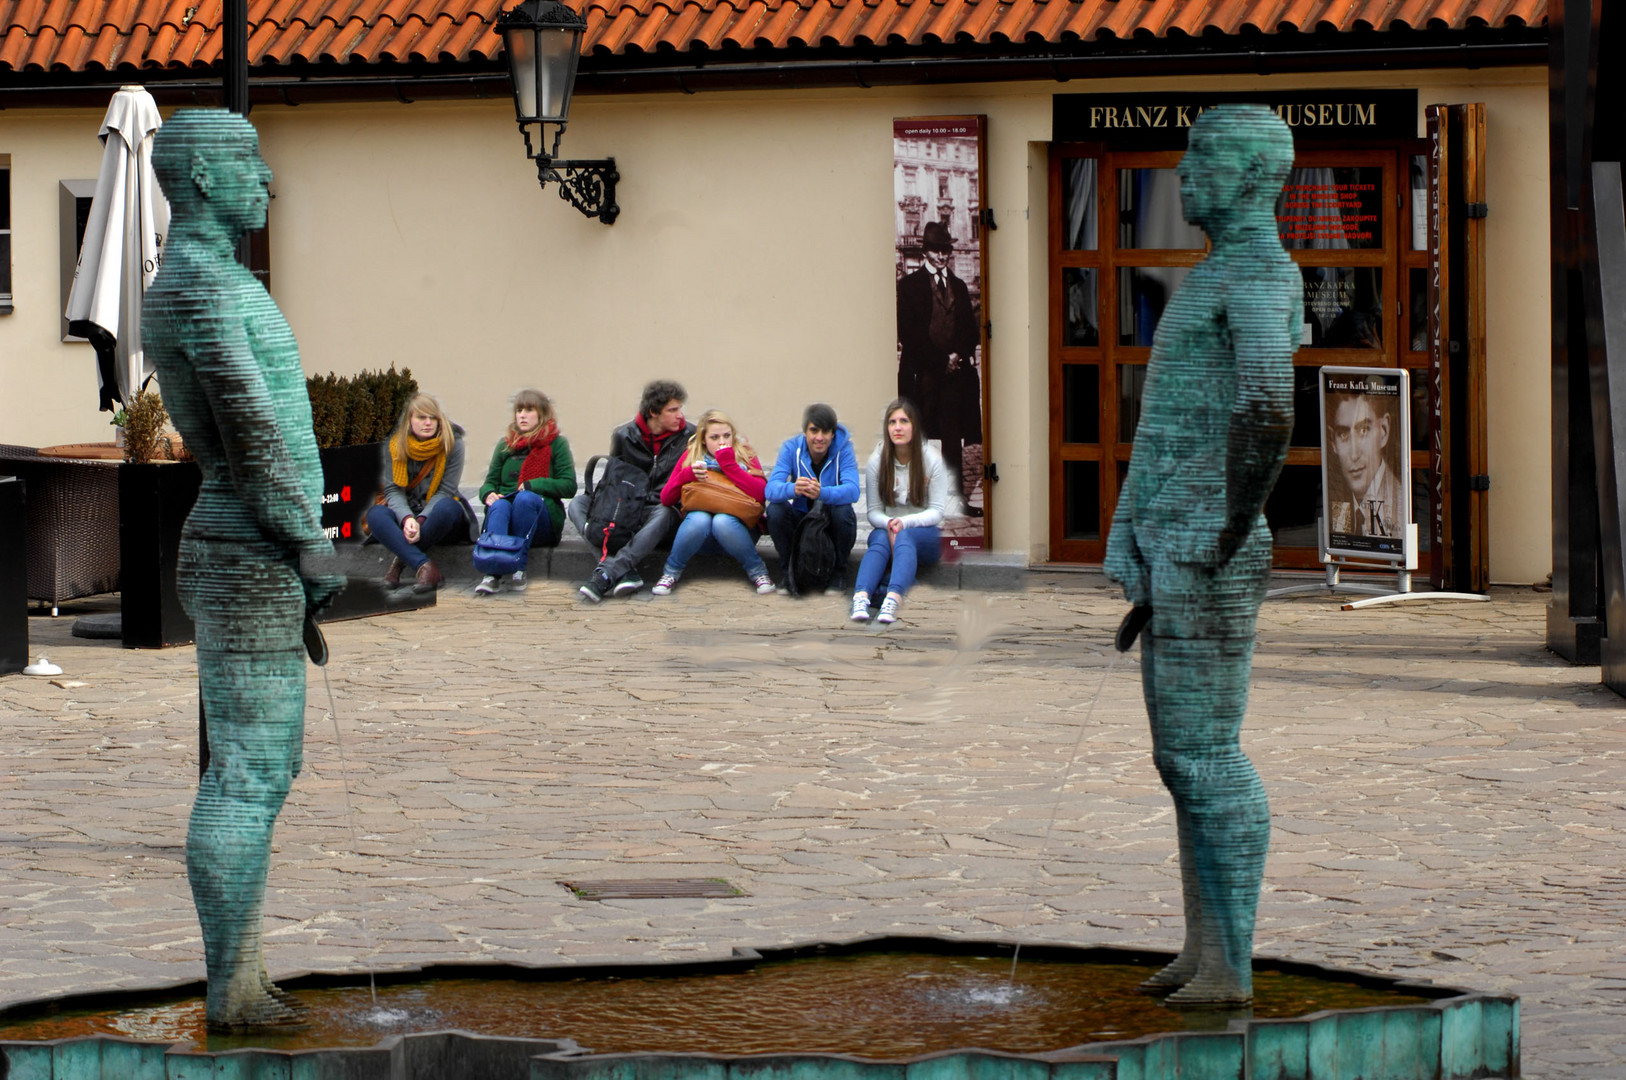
[1267,519,1487,608]
[1268,365,1486,609]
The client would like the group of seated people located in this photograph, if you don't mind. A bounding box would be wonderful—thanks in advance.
[362,379,949,625]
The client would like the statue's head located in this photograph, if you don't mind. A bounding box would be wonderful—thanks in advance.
[152,109,273,236]
[1176,104,1294,232]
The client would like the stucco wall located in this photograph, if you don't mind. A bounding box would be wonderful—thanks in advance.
[0,67,1550,582]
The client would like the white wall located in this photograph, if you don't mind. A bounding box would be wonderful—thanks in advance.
[0,67,1550,581]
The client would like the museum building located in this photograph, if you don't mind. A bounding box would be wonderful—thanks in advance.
[0,0,1548,586]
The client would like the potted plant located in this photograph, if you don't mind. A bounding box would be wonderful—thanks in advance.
[117,388,202,649]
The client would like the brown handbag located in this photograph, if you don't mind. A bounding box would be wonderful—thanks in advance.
[681,468,765,529]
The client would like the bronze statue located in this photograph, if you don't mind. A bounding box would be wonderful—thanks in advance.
[145,110,344,1029]
[1104,104,1298,1005]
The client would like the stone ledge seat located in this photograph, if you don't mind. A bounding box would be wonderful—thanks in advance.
[332,529,1030,593]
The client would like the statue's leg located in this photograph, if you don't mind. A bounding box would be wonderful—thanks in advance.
[1138,637,1204,992]
[187,646,306,1030]
[1149,633,1269,1004]
[1141,529,1271,1005]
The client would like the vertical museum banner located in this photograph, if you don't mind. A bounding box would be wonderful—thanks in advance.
[1320,366,1411,561]
[893,116,990,552]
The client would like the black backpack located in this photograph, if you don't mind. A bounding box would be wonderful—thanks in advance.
[787,500,840,596]
[582,455,651,561]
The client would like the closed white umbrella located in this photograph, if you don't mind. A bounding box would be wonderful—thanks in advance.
[65,85,170,412]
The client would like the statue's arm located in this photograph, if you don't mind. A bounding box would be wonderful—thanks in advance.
[1103,477,1149,605]
[190,309,329,555]
[1215,276,1295,562]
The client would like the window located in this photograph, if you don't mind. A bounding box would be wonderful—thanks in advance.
[1,156,12,314]
[59,179,97,339]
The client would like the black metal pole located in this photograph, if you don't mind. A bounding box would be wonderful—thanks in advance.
[224,0,249,116]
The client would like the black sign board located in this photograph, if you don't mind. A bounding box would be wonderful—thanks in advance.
[1054,90,1419,149]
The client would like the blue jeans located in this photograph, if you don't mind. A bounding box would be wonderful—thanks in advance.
[365,499,466,570]
[482,491,550,569]
[854,525,940,597]
[664,511,767,577]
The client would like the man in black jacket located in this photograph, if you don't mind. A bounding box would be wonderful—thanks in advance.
[567,379,696,601]
[897,220,983,512]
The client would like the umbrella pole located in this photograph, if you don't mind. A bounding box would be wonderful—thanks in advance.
[223,0,249,117]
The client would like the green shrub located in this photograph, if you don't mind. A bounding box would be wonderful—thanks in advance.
[121,388,171,464]
[306,365,418,448]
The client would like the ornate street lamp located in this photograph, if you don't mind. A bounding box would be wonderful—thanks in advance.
[498,0,619,224]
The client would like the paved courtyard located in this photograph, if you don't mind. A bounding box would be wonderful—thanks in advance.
[1,576,1623,1077]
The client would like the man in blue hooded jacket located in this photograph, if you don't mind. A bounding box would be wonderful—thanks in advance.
[764,403,861,590]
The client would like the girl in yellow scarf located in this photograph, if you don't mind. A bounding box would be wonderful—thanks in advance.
[366,394,474,592]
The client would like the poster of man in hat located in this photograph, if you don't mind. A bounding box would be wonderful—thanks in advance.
[893,116,990,544]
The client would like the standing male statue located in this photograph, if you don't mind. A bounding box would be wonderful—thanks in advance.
[1103,105,1298,1005]
[145,110,344,1029]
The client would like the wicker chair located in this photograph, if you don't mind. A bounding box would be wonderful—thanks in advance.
[0,445,121,615]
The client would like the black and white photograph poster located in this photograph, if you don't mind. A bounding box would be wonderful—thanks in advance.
[1320,366,1410,561]
[893,115,990,551]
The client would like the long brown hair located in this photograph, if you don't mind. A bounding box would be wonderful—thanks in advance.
[684,409,758,469]
[507,388,556,441]
[878,397,926,508]
[391,393,455,461]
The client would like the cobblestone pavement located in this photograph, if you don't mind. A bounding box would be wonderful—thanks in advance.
[2,578,1623,1077]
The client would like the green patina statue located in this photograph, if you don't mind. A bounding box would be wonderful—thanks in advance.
[145,110,345,1030]
[1103,104,1298,1005]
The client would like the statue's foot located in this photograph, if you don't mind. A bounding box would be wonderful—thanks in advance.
[260,969,309,1014]
[1138,954,1198,994]
[207,988,309,1032]
[1163,973,1252,1007]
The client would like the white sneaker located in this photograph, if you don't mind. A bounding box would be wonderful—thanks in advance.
[752,573,775,595]
[849,592,871,623]
[876,594,901,624]
[510,570,528,592]
[475,575,499,595]
[651,572,680,596]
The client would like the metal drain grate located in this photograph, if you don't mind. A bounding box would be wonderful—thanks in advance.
[559,878,745,900]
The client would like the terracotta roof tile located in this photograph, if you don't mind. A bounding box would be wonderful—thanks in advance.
[0,0,1545,75]
[651,0,700,48]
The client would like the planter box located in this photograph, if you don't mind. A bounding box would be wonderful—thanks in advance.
[314,441,435,620]
[118,461,201,649]
[118,443,418,647]
[0,477,28,674]
[319,442,384,544]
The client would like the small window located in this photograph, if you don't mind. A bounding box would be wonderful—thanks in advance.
[1,156,13,314]
[59,178,97,339]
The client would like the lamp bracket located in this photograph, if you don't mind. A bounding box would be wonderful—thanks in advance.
[538,157,620,225]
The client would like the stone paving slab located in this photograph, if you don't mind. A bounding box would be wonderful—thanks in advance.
[2,579,1624,1077]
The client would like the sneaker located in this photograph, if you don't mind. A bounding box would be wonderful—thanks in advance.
[876,594,902,624]
[849,592,871,623]
[475,575,500,596]
[578,569,611,603]
[651,572,680,596]
[775,582,791,596]
[612,573,644,598]
[752,573,775,595]
[510,570,528,592]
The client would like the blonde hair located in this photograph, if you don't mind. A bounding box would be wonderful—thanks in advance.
[508,388,555,440]
[685,409,757,469]
[392,393,455,460]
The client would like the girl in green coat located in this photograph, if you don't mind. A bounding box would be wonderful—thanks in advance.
[474,389,576,594]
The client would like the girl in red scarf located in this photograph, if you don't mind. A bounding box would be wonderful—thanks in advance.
[475,389,577,595]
